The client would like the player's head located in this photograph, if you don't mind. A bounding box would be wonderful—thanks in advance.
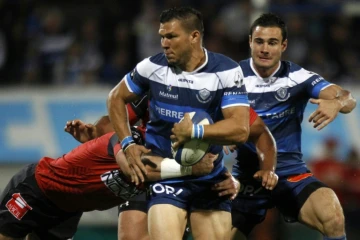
[159,6,204,68]
[249,13,288,77]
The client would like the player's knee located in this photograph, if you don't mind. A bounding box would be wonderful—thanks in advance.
[118,230,149,240]
[321,203,345,235]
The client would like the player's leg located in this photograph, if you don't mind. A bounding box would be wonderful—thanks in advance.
[0,164,41,239]
[147,182,189,240]
[274,173,346,240]
[247,207,280,240]
[148,204,188,240]
[118,196,149,240]
[189,172,233,240]
[190,210,231,240]
[298,187,345,239]
[29,212,83,240]
[230,177,273,240]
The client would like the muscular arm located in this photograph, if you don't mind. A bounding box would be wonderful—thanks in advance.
[172,106,250,148]
[203,106,250,144]
[107,80,140,141]
[248,117,277,172]
[318,85,356,114]
[309,84,357,130]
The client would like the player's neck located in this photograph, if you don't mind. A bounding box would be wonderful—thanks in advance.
[254,62,280,78]
[185,48,205,72]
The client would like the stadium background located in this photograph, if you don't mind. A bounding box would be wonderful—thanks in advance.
[0,0,359,239]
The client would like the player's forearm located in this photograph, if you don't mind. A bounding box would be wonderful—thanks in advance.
[107,87,132,140]
[203,119,250,145]
[94,115,114,137]
[256,127,277,171]
[335,89,356,114]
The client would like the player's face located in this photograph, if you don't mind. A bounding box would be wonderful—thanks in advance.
[249,26,287,77]
[159,20,193,67]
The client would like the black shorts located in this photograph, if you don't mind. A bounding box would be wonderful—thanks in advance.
[232,173,327,236]
[0,163,83,240]
[118,191,148,214]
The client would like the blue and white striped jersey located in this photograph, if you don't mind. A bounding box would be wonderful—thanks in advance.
[124,49,249,182]
[233,58,332,177]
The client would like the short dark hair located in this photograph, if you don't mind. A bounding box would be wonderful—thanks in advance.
[160,6,204,36]
[250,13,287,41]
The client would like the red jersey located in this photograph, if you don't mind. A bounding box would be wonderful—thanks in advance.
[249,108,257,126]
[35,132,143,212]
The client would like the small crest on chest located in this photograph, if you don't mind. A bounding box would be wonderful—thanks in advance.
[274,87,290,101]
[196,88,212,103]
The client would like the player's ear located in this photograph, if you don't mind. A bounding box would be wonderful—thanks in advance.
[281,39,288,52]
[249,35,252,48]
[190,30,200,44]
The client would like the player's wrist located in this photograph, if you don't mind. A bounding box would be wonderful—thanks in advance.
[191,124,204,139]
[160,158,192,179]
[121,136,135,153]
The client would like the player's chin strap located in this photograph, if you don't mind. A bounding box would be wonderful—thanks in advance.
[160,158,192,179]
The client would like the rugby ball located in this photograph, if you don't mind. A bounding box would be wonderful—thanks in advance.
[171,111,213,166]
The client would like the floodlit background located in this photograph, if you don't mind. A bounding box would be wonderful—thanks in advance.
[0,0,359,239]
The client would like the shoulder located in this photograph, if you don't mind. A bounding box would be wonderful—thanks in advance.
[238,58,253,77]
[203,51,240,73]
[284,61,322,84]
[136,53,168,77]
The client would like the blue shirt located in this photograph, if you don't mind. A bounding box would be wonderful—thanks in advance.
[233,58,332,177]
[124,49,249,182]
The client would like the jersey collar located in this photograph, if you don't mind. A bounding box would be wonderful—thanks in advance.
[250,58,281,83]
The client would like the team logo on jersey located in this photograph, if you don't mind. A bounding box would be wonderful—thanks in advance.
[167,84,172,91]
[234,71,243,87]
[275,87,290,102]
[196,88,212,103]
[5,193,33,220]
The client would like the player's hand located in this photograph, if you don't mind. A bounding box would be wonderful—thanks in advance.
[308,98,342,130]
[124,144,151,182]
[115,150,140,185]
[64,119,96,143]
[192,153,218,176]
[170,113,193,149]
[253,170,278,190]
[212,171,240,200]
[223,145,237,155]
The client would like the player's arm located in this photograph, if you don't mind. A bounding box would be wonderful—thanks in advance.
[308,78,356,130]
[317,85,356,114]
[115,150,218,184]
[108,79,149,180]
[65,95,147,143]
[171,106,250,148]
[248,116,278,190]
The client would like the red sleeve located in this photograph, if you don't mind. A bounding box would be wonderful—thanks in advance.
[249,108,258,126]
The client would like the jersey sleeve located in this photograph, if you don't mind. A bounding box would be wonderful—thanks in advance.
[249,108,258,126]
[219,66,249,109]
[107,133,121,157]
[295,69,333,98]
[124,58,152,96]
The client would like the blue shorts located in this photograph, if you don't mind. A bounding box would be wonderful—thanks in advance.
[148,170,231,212]
[231,172,327,235]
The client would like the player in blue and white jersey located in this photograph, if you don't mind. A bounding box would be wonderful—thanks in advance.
[107,6,251,240]
[231,13,356,240]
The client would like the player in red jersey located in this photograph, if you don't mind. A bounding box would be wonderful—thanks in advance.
[0,125,221,240]
[66,101,277,240]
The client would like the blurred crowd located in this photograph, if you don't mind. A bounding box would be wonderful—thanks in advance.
[0,0,359,87]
